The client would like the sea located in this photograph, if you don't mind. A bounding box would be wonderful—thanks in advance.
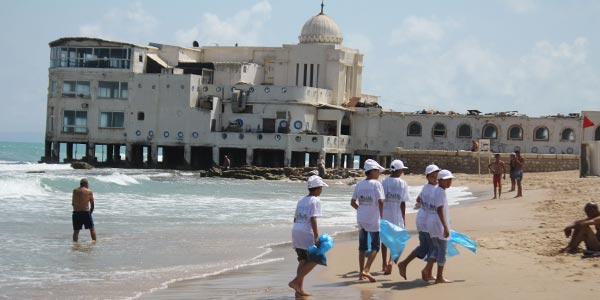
[0,141,475,300]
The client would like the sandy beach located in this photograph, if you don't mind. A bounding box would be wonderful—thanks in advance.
[142,170,600,300]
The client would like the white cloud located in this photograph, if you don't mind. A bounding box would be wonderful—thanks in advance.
[389,16,458,46]
[175,0,272,46]
[505,0,537,14]
[344,33,373,54]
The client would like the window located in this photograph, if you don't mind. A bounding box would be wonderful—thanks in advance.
[482,124,498,139]
[596,127,600,141]
[98,81,128,99]
[432,123,446,137]
[407,122,422,136]
[62,81,90,98]
[457,124,472,138]
[63,110,88,133]
[201,69,214,84]
[50,81,58,97]
[561,128,575,142]
[508,125,523,140]
[100,112,125,128]
[137,112,145,121]
[295,63,299,86]
[50,47,131,69]
[534,126,549,141]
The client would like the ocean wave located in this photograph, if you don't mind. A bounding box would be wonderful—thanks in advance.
[0,161,73,173]
[94,172,143,186]
[0,177,51,199]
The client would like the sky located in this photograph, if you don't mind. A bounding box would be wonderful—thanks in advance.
[1,0,599,142]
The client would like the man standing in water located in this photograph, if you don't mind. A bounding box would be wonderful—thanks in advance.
[72,178,96,242]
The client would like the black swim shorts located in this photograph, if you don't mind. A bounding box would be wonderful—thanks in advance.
[72,211,94,230]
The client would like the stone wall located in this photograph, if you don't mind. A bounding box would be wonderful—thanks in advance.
[394,149,579,174]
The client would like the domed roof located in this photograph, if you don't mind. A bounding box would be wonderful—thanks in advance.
[299,12,343,44]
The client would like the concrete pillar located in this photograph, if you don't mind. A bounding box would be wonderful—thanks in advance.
[86,143,95,163]
[126,143,133,164]
[66,143,73,161]
[335,153,342,168]
[284,147,292,167]
[52,141,60,162]
[212,146,220,167]
[347,153,355,169]
[184,144,192,166]
[150,144,158,166]
[106,144,114,163]
[114,145,121,162]
[246,148,254,166]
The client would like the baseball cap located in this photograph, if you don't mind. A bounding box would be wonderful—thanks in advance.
[425,164,441,175]
[364,159,385,172]
[390,159,408,171]
[437,169,455,180]
[307,175,328,188]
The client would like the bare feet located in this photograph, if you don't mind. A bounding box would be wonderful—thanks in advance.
[435,277,454,284]
[398,262,407,280]
[421,270,435,282]
[361,272,377,282]
[492,196,497,199]
[288,280,311,296]
[384,263,393,275]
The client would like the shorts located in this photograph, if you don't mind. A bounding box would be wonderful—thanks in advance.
[358,229,380,252]
[514,170,523,182]
[412,231,433,259]
[295,248,309,261]
[72,211,94,230]
[493,174,502,187]
[429,237,448,266]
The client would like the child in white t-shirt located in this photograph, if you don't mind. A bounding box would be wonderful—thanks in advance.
[422,169,454,284]
[289,175,328,297]
[350,159,385,282]
[398,164,440,280]
[381,159,410,275]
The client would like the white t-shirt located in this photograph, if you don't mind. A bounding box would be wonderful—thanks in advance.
[292,195,322,250]
[382,176,409,227]
[352,179,385,232]
[426,186,451,240]
[415,183,437,232]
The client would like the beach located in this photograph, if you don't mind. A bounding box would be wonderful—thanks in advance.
[144,170,600,299]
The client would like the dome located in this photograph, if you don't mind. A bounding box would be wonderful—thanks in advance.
[299,13,343,44]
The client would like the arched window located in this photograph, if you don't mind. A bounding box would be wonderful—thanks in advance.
[457,124,472,138]
[534,126,549,141]
[482,124,498,139]
[508,125,523,140]
[432,123,446,137]
[595,126,600,141]
[407,122,422,136]
[561,128,575,142]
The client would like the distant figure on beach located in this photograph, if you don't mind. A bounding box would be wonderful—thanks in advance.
[471,140,479,152]
[561,202,600,254]
[509,153,517,192]
[318,156,325,177]
[514,151,525,197]
[488,154,506,199]
[223,155,231,170]
[398,164,440,280]
[350,159,385,282]
[289,175,327,297]
[72,178,96,242]
[381,159,409,275]
[422,170,455,283]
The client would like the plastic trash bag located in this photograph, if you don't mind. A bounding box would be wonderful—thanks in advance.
[307,233,334,266]
[379,220,412,262]
[447,230,477,258]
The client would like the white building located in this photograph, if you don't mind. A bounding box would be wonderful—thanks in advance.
[42,6,587,169]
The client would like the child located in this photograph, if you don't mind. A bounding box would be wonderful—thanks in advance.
[381,159,409,275]
[398,164,440,280]
[289,175,328,297]
[488,153,505,199]
[350,159,385,282]
[422,169,454,283]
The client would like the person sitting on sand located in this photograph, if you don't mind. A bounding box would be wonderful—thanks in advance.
[398,164,440,280]
[561,202,600,254]
[350,159,386,282]
[488,153,505,199]
[289,175,328,297]
[380,159,409,275]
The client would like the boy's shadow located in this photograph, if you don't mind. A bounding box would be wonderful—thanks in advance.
[380,279,466,291]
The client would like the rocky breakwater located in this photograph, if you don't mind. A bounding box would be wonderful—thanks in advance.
[203,166,364,181]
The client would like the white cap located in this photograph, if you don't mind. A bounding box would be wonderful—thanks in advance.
[425,164,441,175]
[437,169,455,180]
[364,159,385,172]
[390,159,408,171]
[307,175,328,188]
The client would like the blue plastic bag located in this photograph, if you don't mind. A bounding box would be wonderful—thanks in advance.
[307,234,334,266]
[379,220,412,262]
[447,230,477,258]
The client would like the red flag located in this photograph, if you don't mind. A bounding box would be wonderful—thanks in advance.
[583,115,595,128]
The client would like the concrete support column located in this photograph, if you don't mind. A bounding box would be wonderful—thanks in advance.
[44,141,52,162]
[347,153,355,169]
[52,141,60,162]
[212,146,220,167]
[184,144,192,166]
[126,143,133,165]
[246,148,254,166]
[106,144,114,163]
[335,153,342,168]
[114,145,121,162]
[66,143,73,161]
[86,143,95,163]
[284,147,292,167]
[150,144,158,166]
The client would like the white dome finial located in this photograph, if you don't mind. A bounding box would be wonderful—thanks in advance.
[298,2,343,44]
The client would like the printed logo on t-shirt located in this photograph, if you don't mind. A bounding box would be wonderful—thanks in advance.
[384,192,403,202]
[295,211,311,223]
[358,194,373,205]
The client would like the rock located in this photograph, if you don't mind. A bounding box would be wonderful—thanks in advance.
[71,161,93,170]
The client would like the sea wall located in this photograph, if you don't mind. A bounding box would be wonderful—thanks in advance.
[394,149,579,174]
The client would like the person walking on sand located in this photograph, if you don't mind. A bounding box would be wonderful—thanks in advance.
[509,153,517,192]
[398,164,440,280]
[514,150,525,197]
[289,175,328,297]
[351,159,385,282]
[380,159,409,275]
[422,170,455,283]
[488,153,506,199]
[72,178,96,242]
[561,202,600,254]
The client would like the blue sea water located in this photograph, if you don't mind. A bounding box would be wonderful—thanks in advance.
[0,141,474,300]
